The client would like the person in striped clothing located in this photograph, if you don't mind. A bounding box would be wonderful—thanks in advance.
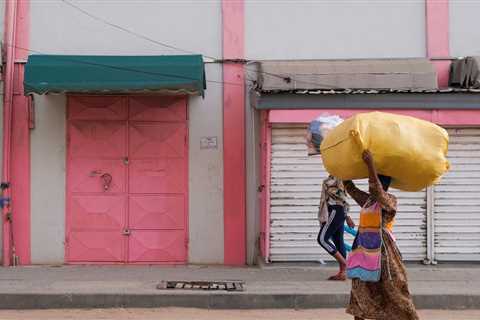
[317,175,355,280]
[344,151,418,320]
[306,115,354,280]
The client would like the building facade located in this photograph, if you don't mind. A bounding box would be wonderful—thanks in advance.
[1,0,480,266]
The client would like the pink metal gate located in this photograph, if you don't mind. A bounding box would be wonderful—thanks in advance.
[66,96,188,264]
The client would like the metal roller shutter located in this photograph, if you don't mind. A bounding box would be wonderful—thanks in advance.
[434,128,480,261]
[269,124,427,262]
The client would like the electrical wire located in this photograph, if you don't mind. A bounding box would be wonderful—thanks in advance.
[5,43,248,87]
[61,0,218,61]
[60,0,341,90]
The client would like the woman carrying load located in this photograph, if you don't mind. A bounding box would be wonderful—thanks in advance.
[344,150,419,320]
[307,116,355,281]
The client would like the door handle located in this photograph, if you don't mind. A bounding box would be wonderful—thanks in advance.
[122,229,131,236]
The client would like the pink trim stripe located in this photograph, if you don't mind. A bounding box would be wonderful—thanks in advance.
[3,0,31,266]
[426,0,450,87]
[222,0,246,265]
[426,0,449,57]
[268,109,480,126]
[2,0,16,267]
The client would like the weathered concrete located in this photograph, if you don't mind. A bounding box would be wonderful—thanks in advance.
[0,264,479,309]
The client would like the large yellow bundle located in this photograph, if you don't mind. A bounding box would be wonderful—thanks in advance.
[320,112,449,192]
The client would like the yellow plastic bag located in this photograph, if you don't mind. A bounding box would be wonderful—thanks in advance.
[320,112,449,192]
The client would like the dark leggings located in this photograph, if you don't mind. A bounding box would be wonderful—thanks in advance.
[317,205,346,258]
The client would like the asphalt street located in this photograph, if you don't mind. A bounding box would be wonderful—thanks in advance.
[0,308,479,320]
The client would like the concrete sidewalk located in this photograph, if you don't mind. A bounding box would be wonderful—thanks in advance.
[0,263,479,309]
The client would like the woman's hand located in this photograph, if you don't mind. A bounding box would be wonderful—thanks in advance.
[346,216,356,229]
[362,150,374,168]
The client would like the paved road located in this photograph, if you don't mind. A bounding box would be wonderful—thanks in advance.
[0,308,479,320]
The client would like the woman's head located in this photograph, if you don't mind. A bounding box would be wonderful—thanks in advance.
[378,175,392,192]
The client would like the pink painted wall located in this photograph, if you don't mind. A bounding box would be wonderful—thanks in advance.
[222,0,246,265]
[3,0,30,266]
[268,109,480,126]
[426,0,450,87]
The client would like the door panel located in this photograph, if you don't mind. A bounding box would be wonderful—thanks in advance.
[70,195,126,230]
[129,159,185,194]
[128,230,186,263]
[129,195,185,230]
[68,231,125,262]
[69,121,126,158]
[129,123,186,158]
[69,159,125,193]
[129,96,186,122]
[128,122,186,195]
[69,96,127,120]
[67,117,127,263]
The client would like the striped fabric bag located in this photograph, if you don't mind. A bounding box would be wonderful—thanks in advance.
[346,202,383,282]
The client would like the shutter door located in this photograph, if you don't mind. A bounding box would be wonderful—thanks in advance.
[434,128,480,261]
[269,124,427,262]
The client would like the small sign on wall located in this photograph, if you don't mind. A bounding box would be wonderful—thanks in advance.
[200,136,218,149]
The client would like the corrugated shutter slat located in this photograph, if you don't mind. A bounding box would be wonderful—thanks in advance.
[269,124,427,262]
[434,128,480,261]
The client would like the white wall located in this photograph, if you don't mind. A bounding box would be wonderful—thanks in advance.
[30,0,221,58]
[30,0,224,263]
[449,0,480,57]
[245,0,426,60]
[0,1,4,41]
[188,64,224,264]
[30,96,66,264]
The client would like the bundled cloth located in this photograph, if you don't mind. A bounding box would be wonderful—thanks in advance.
[307,115,343,155]
[449,56,480,88]
[320,112,449,192]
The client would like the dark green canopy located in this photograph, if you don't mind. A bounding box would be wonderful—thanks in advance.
[24,54,206,96]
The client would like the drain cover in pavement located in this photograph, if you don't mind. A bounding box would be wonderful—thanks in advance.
[157,280,244,291]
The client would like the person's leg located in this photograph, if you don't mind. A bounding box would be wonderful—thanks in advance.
[332,221,346,259]
[317,222,327,249]
[317,208,339,256]
[317,205,347,280]
[329,209,347,280]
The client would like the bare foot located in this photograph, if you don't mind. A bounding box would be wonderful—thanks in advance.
[327,273,346,281]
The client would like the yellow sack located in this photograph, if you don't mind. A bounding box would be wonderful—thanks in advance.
[320,112,449,192]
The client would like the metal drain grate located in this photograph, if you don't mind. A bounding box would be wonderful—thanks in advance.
[157,280,244,291]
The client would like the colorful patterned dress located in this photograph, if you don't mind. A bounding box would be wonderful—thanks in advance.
[344,180,419,320]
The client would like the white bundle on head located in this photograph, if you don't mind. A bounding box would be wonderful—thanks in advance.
[307,115,343,155]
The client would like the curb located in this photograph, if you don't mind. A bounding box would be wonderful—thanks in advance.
[0,293,478,310]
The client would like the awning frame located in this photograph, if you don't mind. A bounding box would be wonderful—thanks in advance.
[253,91,480,110]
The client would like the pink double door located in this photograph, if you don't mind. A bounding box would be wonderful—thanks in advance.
[66,95,188,264]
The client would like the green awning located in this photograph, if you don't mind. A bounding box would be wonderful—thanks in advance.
[24,54,206,96]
